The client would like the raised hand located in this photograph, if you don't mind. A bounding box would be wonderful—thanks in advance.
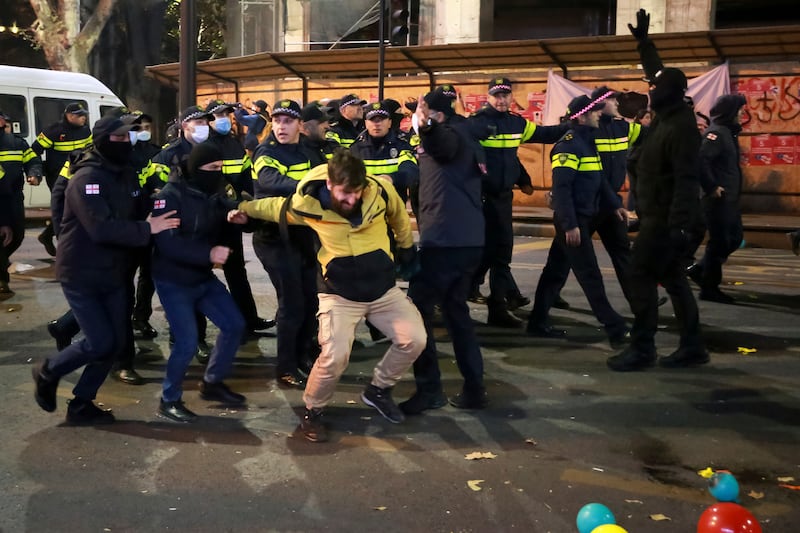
[627,8,650,42]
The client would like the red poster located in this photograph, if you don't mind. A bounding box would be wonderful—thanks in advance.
[773,135,796,165]
[463,94,487,114]
[518,92,546,124]
[749,134,773,166]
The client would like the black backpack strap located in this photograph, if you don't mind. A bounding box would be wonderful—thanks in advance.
[278,194,293,245]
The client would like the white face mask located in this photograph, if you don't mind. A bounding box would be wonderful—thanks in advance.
[128,130,139,145]
[137,130,152,142]
[190,125,209,143]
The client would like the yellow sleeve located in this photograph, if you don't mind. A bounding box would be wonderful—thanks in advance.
[379,179,413,249]
[238,197,307,225]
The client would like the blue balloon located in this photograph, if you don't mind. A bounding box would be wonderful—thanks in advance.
[576,503,616,533]
[709,472,740,502]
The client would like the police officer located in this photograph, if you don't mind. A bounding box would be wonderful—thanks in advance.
[0,109,43,297]
[31,115,179,425]
[350,101,419,204]
[468,78,566,327]
[31,102,92,256]
[404,88,487,413]
[607,9,708,371]
[251,99,324,388]
[301,102,339,158]
[151,142,247,422]
[326,93,366,148]
[687,94,747,304]
[526,95,629,347]
[205,99,273,334]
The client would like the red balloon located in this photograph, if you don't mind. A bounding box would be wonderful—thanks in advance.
[697,503,762,533]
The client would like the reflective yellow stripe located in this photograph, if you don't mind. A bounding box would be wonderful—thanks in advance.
[595,137,630,153]
[0,150,24,162]
[363,159,400,175]
[60,160,72,179]
[629,122,642,146]
[479,132,524,149]
[253,155,310,181]
[398,149,417,165]
[409,134,420,147]
[140,161,170,187]
[551,153,579,170]
[50,137,92,152]
[325,131,341,144]
[521,120,537,142]
[36,133,54,148]
[22,148,37,163]
[578,155,602,171]
[222,158,245,175]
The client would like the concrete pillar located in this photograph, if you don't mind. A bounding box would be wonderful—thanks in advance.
[616,0,713,35]
[420,0,492,45]
[284,0,308,52]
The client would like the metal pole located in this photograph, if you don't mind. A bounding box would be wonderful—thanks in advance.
[378,0,386,100]
[179,0,197,111]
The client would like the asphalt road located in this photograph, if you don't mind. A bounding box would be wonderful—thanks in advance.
[1,229,799,532]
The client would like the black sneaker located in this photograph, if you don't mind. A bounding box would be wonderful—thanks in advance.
[46,321,73,351]
[248,317,276,331]
[552,295,571,310]
[506,293,531,311]
[66,398,115,425]
[686,263,704,286]
[111,368,144,386]
[659,347,710,368]
[699,288,735,305]
[299,408,328,442]
[38,232,56,257]
[399,390,448,416]
[157,399,198,423]
[449,390,488,410]
[196,340,212,364]
[361,384,405,423]
[132,320,158,339]
[606,347,657,372]
[467,288,488,305]
[487,307,523,328]
[199,380,246,405]
[32,360,59,412]
[608,328,631,350]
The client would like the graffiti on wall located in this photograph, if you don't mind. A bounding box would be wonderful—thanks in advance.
[737,77,800,166]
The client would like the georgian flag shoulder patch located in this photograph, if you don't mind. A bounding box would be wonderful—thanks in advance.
[85,184,100,195]
[154,199,166,210]
[706,133,718,141]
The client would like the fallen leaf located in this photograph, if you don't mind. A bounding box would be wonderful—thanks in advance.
[625,499,644,504]
[697,467,715,478]
[467,479,485,491]
[777,476,795,482]
[465,451,497,460]
[650,514,671,521]
[737,347,757,355]
[373,506,387,511]
[525,438,537,446]
[779,484,800,491]
[346,400,357,404]
[748,491,765,499]
[733,281,744,285]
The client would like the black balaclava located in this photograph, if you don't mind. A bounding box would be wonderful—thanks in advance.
[95,136,133,165]
[649,67,688,112]
[186,141,225,195]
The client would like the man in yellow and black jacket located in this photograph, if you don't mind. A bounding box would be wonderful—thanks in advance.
[31,102,92,256]
[231,150,426,443]
[526,95,628,348]
[0,109,42,297]
[468,78,567,328]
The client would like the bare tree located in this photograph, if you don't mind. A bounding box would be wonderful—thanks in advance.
[28,0,115,72]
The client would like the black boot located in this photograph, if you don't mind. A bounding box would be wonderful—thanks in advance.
[32,360,60,412]
[65,398,115,425]
[487,302,522,328]
[299,408,328,442]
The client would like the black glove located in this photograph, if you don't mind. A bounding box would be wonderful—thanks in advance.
[627,8,650,42]
[395,245,420,281]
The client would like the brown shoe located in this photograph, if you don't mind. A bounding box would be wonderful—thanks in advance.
[299,408,328,442]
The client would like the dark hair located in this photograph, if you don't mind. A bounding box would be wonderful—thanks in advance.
[327,148,367,189]
[634,108,651,123]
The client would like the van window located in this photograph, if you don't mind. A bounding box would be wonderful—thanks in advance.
[100,105,118,117]
[0,93,29,137]
[33,97,88,134]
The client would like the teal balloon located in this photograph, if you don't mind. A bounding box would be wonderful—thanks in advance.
[709,472,740,502]
[576,503,615,533]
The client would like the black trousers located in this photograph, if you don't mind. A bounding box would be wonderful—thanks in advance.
[408,246,484,395]
[474,190,518,304]
[132,246,156,323]
[0,193,25,284]
[627,220,703,353]
[253,235,318,375]
[699,198,742,290]
[529,219,626,334]
[222,229,261,328]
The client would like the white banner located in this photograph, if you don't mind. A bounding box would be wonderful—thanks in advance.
[543,63,730,125]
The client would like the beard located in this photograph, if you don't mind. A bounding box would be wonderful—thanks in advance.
[330,195,361,218]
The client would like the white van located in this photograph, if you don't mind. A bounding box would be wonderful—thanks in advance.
[0,65,125,207]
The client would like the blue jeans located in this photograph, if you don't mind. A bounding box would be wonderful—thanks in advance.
[154,276,245,402]
[48,282,128,401]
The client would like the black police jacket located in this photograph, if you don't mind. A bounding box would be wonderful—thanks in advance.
[350,130,419,192]
[596,114,644,197]
[550,125,619,232]
[416,115,485,248]
[150,179,238,286]
[56,150,151,287]
[0,130,42,200]
[326,119,364,148]
[633,100,702,230]
[468,105,566,194]
[207,130,253,197]
[31,119,92,180]
[699,122,743,203]
[145,137,194,194]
